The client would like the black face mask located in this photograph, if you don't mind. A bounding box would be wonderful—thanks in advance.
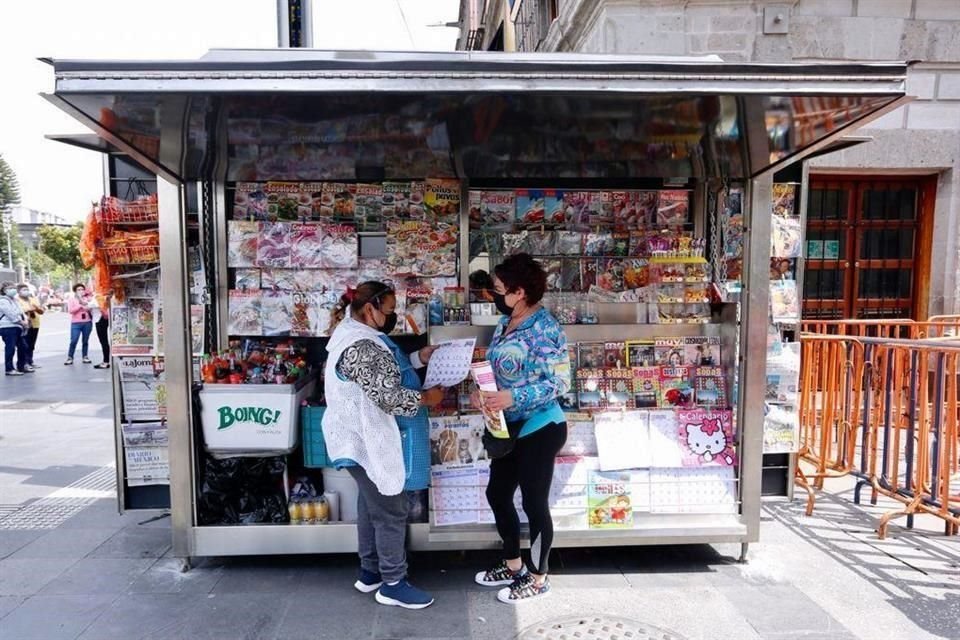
[378,311,398,335]
[492,292,514,316]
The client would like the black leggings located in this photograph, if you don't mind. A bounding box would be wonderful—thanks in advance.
[95,316,110,362]
[486,421,567,575]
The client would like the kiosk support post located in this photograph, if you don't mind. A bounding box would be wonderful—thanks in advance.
[158,177,195,564]
[738,174,774,561]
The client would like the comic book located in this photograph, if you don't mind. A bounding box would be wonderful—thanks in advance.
[502,230,529,256]
[588,470,633,529]
[634,191,659,228]
[628,230,648,257]
[684,336,722,367]
[526,230,557,256]
[580,259,599,290]
[631,367,661,408]
[543,259,563,292]
[583,232,615,257]
[623,258,650,290]
[611,232,630,257]
[556,231,583,255]
[597,259,624,292]
[659,366,695,409]
[560,259,582,292]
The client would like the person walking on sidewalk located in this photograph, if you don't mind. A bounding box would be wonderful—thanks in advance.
[93,292,111,369]
[322,281,445,610]
[0,282,30,376]
[65,283,94,365]
[16,284,44,369]
[472,253,571,604]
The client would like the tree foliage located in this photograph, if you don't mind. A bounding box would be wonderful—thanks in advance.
[38,223,85,281]
[0,154,22,268]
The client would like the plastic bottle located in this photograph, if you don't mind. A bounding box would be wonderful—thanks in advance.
[287,498,302,525]
[313,496,329,524]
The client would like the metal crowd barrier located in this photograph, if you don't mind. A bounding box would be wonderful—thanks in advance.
[797,328,960,539]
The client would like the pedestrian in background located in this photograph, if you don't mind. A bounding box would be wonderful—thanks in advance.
[0,281,30,376]
[17,283,44,369]
[93,291,111,369]
[65,283,94,365]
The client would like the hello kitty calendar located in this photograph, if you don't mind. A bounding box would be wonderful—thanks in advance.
[677,409,736,467]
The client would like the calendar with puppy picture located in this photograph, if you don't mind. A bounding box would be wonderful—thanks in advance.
[429,415,489,467]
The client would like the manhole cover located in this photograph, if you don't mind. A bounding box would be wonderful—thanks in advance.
[0,400,55,411]
[518,616,687,640]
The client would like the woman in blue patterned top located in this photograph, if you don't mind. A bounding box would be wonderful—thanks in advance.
[472,253,570,604]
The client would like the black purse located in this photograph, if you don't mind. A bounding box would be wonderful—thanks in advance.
[481,420,523,459]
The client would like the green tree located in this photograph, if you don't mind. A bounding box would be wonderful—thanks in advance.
[0,154,22,268]
[37,223,86,283]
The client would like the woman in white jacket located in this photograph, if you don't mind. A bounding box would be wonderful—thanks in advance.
[322,281,444,610]
[0,281,29,376]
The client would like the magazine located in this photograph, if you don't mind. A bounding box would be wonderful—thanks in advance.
[556,231,583,255]
[771,183,797,216]
[515,189,547,226]
[576,369,606,410]
[354,183,384,231]
[234,269,260,291]
[603,342,627,369]
[228,289,263,336]
[544,189,565,225]
[469,361,509,437]
[382,181,412,220]
[770,279,800,322]
[587,470,633,529]
[659,366,695,408]
[684,336,721,367]
[320,224,359,269]
[256,222,292,268]
[597,259,624,292]
[478,190,515,230]
[291,291,329,337]
[656,190,690,227]
[232,182,268,220]
[605,369,634,409]
[560,259,582,292]
[261,291,293,336]
[694,366,727,408]
[386,220,457,277]
[577,343,606,369]
[771,215,802,258]
[289,223,325,268]
[632,367,661,408]
[626,340,656,367]
[583,232,614,257]
[654,338,685,366]
[424,178,460,224]
[227,221,259,267]
[502,230,529,256]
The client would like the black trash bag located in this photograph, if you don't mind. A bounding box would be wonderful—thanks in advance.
[197,454,289,525]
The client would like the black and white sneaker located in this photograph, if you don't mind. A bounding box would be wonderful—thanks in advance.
[497,573,551,604]
[354,568,383,594]
[475,560,526,587]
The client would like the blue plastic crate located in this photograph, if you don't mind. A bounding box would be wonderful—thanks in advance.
[301,406,331,468]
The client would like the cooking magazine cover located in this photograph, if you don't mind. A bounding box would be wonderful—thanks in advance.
[382,181,412,220]
[232,182,269,220]
[264,181,302,221]
[291,291,329,337]
[228,289,263,336]
[386,220,458,277]
[656,190,690,227]
[260,269,298,291]
[261,291,294,336]
[425,178,461,224]
[227,220,259,267]
[290,223,326,268]
[354,183,384,232]
[478,190,515,230]
[234,269,261,291]
[319,224,359,269]
[256,222,292,268]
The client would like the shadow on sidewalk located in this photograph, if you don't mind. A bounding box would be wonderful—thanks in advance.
[764,493,960,639]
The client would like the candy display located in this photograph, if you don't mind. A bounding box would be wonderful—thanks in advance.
[200,341,310,385]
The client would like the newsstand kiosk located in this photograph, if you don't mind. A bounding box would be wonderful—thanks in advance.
[45,50,907,569]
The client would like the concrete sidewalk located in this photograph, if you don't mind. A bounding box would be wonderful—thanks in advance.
[0,313,957,639]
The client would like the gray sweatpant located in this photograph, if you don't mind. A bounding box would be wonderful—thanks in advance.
[347,466,408,583]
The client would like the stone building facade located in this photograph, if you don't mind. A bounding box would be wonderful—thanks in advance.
[459,0,960,319]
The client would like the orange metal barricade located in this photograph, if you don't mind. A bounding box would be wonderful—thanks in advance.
[797,331,960,538]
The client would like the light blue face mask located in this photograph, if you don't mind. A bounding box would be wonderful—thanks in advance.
[4,289,17,298]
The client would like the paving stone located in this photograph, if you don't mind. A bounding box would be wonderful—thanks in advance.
[39,558,155,596]
[719,583,853,636]
[87,525,172,559]
[128,557,223,594]
[0,596,25,621]
[0,530,43,559]
[10,527,117,559]
[273,589,376,639]
[139,592,286,640]
[77,593,200,639]
[0,594,116,640]
[0,558,77,596]
[210,561,305,593]
[373,588,471,639]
